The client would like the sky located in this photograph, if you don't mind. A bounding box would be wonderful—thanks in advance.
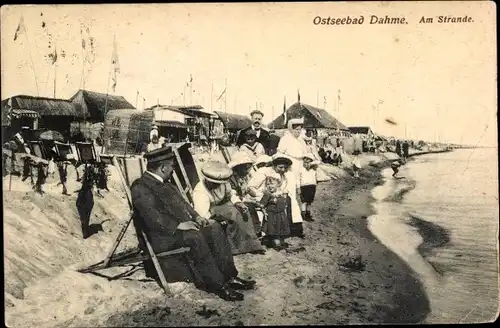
[1,2,497,146]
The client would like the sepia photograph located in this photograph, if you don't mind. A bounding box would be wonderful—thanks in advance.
[1,1,498,326]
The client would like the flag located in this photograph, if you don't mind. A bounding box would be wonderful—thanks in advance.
[338,89,341,101]
[111,36,120,92]
[13,16,26,41]
[216,87,226,101]
[378,99,384,104]
[50,47,58,65]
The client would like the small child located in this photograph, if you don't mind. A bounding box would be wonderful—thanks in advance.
[352,150,362,178]
[239,129,265,159]
[260,175,290,250]
[299,153,319,222]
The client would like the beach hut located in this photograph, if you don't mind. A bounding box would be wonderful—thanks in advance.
[213,111,253,132]
[268,102,350,136]
[146,105,213,142]
[213,111,253,144]
[102,109,154,155]
[1,95,83,140]
[70,89,135,139]
[348,126,375,139]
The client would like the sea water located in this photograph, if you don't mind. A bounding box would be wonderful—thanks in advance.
[368,148,499,323]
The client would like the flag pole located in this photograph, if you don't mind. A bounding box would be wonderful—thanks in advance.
[53,54,57,98]
[104,34,115,119]
[136,91,139,108]
[210,83,213,112]
[224,78,227,113]
[20,18,40,96]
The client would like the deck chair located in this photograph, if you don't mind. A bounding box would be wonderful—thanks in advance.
[28,141,48,160]
[77,143,197,295]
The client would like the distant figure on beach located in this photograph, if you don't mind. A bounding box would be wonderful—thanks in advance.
[236,110,271,154]
[192,161,265,255]
[395,140,402,157]
[402,140,410,160]
[238,129,266,160]
[299,153,319,221]
[391,159,403,178]
[301,130,321,161]
[352,150,362,178]
[131,147,256,301]
[149,124,159,142]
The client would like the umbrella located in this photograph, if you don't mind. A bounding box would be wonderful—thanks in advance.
[39,130,64,142]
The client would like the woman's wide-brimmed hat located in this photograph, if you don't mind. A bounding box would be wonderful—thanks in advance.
[271,153,293,166]
[201,161,233,184]
[228,151,254,169]
[287,117,304,130]
[254,154,272,166]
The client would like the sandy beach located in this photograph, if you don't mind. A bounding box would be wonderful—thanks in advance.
[4,151,433,326]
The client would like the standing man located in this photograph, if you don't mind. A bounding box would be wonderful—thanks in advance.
[131,146,256,301]
[236,110,271,154]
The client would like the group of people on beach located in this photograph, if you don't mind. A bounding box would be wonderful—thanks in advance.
[131,110,327,302]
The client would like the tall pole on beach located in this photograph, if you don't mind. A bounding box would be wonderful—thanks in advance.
[224,78,227,113]
[53,47,57,98]
[15,15,40,95]
[135,91,139,108]
[316,89,319,107]
[210,83,213,112]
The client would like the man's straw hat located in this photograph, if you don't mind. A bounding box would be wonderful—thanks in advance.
[201,161,233,184]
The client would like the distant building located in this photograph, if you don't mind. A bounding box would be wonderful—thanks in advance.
[147,105,213,142]
[348,126,375,139]
[1,95,83,140]
[69,89,135,140]
[268,102,351,137]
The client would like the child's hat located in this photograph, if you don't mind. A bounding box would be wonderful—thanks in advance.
[244,129,258,138]
[303,153,316,161]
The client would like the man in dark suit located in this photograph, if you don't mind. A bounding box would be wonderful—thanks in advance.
[236,110,271,154]
[131,146,255,301]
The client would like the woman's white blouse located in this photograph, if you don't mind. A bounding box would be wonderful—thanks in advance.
[277,131,307,159]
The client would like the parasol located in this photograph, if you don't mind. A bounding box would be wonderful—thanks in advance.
[39,130,64,142]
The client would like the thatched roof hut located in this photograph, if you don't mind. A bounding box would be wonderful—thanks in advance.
[102,109,153,155]
[268,102,349,131]
[2,95,82,118]
[70,89,135,122]
[213,111,252,131]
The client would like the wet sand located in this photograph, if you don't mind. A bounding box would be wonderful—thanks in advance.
[4,152,432,326]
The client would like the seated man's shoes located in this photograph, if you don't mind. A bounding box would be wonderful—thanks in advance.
[233,277,256,288]
[216,286,244,301]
